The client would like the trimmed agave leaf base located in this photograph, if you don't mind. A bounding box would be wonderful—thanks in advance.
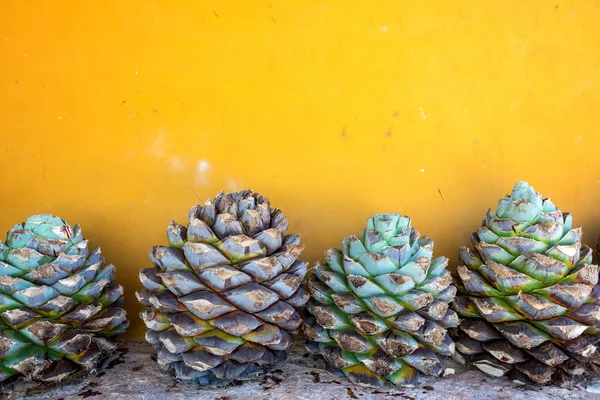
[453,182,600,388]
[0,338,123,395]
[11,341,600,400]
[305,338,461,388]
[0,215,129,393]
[456,329,600,388]
[165,357,284,387]
[305,340,424,388]
[149,334,288,387]
[137,191,309,388]
[304,214,459,388]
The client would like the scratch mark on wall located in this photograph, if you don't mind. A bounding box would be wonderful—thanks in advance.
[41,157,46,180]
[438,188,447,204]
[419,107,427,120]
[191,187,202,201]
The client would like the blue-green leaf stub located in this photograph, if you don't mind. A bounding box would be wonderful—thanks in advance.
[305,213,457,388]
[0,214,128,387]
[454,182,600,385]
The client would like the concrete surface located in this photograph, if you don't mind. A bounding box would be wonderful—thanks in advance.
[10,341,600,400]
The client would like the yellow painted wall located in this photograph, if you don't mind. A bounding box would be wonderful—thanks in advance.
[1,1,600,338]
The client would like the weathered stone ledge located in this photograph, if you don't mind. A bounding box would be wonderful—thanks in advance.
[10,341,600,400]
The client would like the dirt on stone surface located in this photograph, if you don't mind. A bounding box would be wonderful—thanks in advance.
[9,340,600,400]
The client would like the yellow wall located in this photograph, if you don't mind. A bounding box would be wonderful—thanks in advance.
[1,1,600,338]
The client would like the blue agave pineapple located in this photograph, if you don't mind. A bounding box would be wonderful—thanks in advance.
[137,190,309,385]
[454,182,600,386]
[0,215,128,388]
[304,214,458,387]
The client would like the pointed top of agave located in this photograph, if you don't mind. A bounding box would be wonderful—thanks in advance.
[367,213,411,236]
[21,214,75,240]
[2,214,85,259]
[187,190,273,223]
[335,213,433,268]
[308,212,456,387]
[495,182,558,223]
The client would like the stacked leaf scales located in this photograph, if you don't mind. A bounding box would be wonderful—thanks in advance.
[0,215,128,385]
[304,214,458,387]
[137,191,309,385]
[454,182,600,385]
